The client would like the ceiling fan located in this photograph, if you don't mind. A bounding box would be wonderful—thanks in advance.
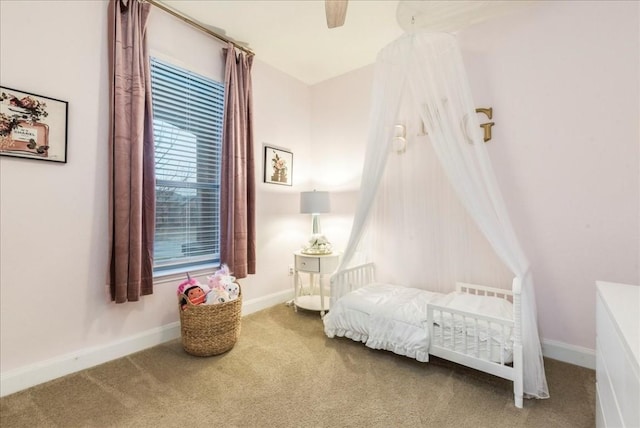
[325,0,348,29]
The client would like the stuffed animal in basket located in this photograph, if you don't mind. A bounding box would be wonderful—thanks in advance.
[206,264,238,303]
[207,287,231,304]
[177,275,211,310]
[224,281,240,300]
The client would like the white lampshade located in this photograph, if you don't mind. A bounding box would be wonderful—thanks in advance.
[300,191,332,247]
[300,190,331,214]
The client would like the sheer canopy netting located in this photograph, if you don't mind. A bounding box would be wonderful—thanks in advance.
[336,31,549,399]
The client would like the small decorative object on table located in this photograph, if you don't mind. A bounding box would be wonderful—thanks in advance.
[177,265,242,357]
[302,234,333,255]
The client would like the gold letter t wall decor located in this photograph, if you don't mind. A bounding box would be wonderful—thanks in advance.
[475,107,494,142]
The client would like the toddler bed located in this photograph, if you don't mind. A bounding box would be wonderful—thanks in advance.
[324,263,524,408]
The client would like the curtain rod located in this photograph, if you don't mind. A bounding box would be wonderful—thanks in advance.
[145,0,254,56]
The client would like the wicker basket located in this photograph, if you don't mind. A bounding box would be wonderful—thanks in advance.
[179,284,242,357]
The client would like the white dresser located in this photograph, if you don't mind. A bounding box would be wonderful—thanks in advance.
[595,281,639,428]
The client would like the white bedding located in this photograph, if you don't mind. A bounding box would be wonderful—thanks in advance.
[324,283,442,362]
[323,283,514,363]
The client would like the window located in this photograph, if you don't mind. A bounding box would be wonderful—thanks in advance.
[149,57,225,274]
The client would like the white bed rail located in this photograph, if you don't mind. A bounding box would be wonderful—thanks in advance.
[329,263,376,306]
[428,280,524,408]
[427,304,514,367]
[456,282,513,302]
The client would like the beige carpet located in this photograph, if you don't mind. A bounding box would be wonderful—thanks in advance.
[1,303,595,427]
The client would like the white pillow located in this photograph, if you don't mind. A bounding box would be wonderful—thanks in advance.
[437,292,513,320]
[433,292,514,343]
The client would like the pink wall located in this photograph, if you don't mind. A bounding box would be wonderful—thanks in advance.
[0,0,636,392]
[458,0,639,348]
[312,0,639,351]
[0,0,313,379]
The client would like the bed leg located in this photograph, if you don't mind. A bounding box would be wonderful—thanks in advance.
[514,343,524,409]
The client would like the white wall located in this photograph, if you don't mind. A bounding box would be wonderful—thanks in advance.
[0,0,313,394]
[310,0,640,355]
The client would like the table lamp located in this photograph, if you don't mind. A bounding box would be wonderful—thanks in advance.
[300,190,332,254]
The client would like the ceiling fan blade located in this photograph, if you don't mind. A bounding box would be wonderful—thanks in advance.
[325,0,348,29]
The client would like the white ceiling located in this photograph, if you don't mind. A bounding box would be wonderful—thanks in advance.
[160,0,534,85]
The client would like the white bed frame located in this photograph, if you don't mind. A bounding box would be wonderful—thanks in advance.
[329,263,524,408]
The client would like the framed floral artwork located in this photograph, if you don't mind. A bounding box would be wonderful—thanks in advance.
[0,86,68,163]
[264,145,293,186]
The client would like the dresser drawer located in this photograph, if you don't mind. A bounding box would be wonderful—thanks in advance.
[596,346,624,428]
[295,255,320,272]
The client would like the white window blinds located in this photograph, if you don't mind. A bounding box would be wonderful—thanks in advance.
[150,57,224,273]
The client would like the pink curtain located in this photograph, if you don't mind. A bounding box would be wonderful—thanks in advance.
[221,43,256,278]
[108,0,156,303]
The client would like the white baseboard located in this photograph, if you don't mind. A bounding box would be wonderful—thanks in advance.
[241,289,294,316]
[0,289,294,398]
[542,338,595,370]
[1,290,592,398]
